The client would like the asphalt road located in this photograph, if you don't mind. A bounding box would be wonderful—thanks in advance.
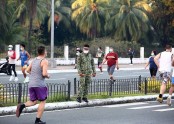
[0,69,157,95]
[0,69,152,84]
[0,100,174,124]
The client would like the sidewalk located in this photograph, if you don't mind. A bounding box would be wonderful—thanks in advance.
[0,94,169,116]
[13,64,145,74]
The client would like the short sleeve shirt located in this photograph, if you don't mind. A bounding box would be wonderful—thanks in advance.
[105,52,118,67]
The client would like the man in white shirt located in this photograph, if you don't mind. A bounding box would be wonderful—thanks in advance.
[7,45,18,82]
[154,44,173,104]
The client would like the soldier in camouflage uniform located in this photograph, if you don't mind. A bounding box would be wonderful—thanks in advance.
[76,44,96,103]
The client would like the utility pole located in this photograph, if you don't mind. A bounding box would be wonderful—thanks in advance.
[50,0,56,67]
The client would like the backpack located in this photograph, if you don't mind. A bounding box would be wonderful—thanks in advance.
[11,51,16,59]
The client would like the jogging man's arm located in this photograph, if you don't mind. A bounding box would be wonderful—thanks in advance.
[172,55,174,66]
[26,62,32,74]
[154,53,160,69]
[41,59,50,78]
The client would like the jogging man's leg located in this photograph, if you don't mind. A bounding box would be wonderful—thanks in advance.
[157,72,170,103]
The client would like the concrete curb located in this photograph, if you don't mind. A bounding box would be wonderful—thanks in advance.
[0,94,170,116]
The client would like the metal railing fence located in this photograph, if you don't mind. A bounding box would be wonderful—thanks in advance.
[0,81,71,106]
[74,76,171,96]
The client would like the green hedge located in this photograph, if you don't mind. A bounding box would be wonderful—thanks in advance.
[140,78,171,93]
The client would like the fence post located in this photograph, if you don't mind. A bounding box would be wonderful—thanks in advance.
[68,80,71,100]
[74,78,77,95]
[18,83,22,104]
[145,78,148,95]
[138,75,141,91]
[109,80,113,96]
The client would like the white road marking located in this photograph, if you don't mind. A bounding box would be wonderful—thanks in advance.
[46,78,66,80]
[153,108,174,112]
[128,104,167,110]
[114,75,141,78]
[101,102,148,108]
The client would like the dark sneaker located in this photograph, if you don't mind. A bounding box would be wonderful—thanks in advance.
[16,104,25,118]
[76,97,81,103]
[35,121,46,124]
[110,77,115,82]
[82,97,89,103]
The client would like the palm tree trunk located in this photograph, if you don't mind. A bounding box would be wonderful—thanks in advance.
[27,0,37,54]
[28,17,33,54]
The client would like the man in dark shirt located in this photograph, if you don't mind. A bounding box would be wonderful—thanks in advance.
[128,48,134,65]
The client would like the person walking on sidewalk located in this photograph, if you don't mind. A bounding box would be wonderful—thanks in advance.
[76,44,96,103]
[16,46,50,124]
[145,50,158,78]
[17,44,30,83]
[154,44,173,104]
[101,47,119,81]
[96,47,104,74]
[128,48,134,65]
[7,45,18,82]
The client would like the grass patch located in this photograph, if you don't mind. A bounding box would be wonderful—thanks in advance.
[0,93,69,107]
[71,92,157,101]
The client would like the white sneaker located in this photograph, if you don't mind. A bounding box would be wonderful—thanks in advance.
[23,78,26,83]
[9,76,14,81]
[167,97,172,106]
[14,77,18,82]
[24,76,29,83]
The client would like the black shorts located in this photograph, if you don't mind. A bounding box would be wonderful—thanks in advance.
[98,62,102,67]
[149,68,157,77]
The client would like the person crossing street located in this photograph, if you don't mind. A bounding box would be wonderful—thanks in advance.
[17,44,30,83]
[7,45,18,82]
[101,47,119,81]
[154,44,173,104]
[96,47,104,74]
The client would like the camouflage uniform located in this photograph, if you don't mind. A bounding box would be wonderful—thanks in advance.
[77,52,96,98]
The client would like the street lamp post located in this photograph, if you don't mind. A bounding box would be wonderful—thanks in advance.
[50,0,56,67]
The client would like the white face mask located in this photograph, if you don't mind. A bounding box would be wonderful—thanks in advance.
[109,49,113,52]
[151,53,154,56]
[83,50,89,54]
[20,47,24,51]
[76,52,80,56]
[8,48,12,51]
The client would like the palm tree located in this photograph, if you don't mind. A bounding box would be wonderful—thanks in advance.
[15,0,48,53]
[71,0,109,38]
[106,0,151,41]
[47,0,72,31]
[150,0,174,46]
[0,0,7,28]
[0,3,25,45]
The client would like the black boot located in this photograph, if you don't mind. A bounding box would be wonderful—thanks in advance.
[110,77,115,82]
[82,97,88,103]
[76,97,81,103]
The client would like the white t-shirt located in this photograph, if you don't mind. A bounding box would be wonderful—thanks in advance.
[159,51,173,73]
[8,50,16,64]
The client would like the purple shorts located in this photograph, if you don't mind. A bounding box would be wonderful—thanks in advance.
[29,87,48,101]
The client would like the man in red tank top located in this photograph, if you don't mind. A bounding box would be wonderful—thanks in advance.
[101,47,119,80]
